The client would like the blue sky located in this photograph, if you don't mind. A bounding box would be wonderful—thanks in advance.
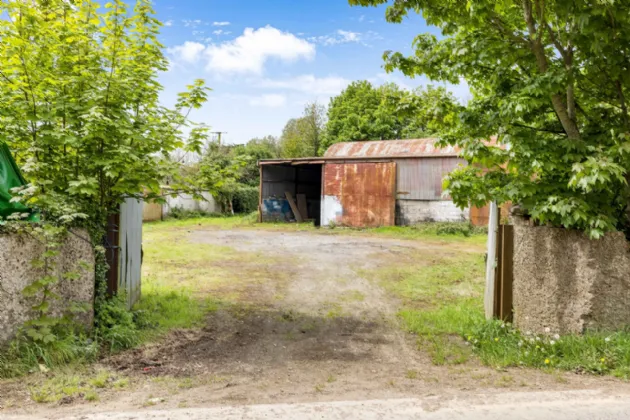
[156,0,469,145]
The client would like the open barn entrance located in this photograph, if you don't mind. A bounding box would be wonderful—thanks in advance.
[259,162,323,225]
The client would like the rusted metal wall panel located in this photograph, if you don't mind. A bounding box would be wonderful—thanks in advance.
[324,138,460,158]
[322,162,396,227]
[396,157,465,201]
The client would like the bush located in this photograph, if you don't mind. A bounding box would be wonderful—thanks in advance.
[166,206,222,220]
[232,185,258,214]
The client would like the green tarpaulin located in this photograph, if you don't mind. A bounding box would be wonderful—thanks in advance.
[0,143,38,221]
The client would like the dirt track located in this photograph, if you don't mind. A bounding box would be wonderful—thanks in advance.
[4,227,630,419]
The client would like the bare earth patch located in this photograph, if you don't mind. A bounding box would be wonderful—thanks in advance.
[3,225,630,418]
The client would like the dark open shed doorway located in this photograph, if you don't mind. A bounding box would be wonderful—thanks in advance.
[259,163,323,226]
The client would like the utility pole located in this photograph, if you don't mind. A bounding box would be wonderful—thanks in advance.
[210,131,228,147]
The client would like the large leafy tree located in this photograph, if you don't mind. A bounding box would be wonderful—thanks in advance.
[0,0,209,227]
[350,0,630,238]
[279,101,327,158]
[323,80,457,150]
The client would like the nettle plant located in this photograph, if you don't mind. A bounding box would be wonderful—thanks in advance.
[351,0,630,238]
[0,0,210,341]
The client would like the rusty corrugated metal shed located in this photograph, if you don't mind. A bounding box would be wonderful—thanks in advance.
[324,138,460,159]
[323,162,396,227]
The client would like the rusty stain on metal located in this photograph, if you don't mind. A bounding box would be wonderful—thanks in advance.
[324,138,461,159]
[323,162,396,227]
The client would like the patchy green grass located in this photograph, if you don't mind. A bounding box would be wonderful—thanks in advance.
[145,215,487,245]
[363,253,486,366]
[466,321,630,378]
[28,368,129,404]
[369,244,630,378]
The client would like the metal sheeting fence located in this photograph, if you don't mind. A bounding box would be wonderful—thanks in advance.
[105,198,143,309]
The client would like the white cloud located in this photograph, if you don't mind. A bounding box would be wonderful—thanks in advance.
[204,25,315,74]
[249,94,287,108]
[167,41,206,63]
[261,75,350,95]
[183,19,203,28]
[164,20,173,27]
[358,15,365,22]
[309,30,362,46]
[213,21,231,26]
[212,29,231,36]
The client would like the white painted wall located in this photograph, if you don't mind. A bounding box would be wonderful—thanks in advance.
[321,195,343,226]
[396,200,469,224]
[163,192,220,217]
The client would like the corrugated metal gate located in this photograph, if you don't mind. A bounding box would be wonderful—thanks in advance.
[119,198,142,308]
[322,162,396,227]
[105,198,143,309]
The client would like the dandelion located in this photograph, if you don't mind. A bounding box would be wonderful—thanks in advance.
[518,341,523,347]
[494,337,499,342]
[553,334,560,340]
[601,358,606,363]
[524,351,529,356]
[545,359,550,364]
[605,337,611,343]
[501,323,505,329]
[467,336,472,341]
[544,327,551,333]
[550,340,555,345]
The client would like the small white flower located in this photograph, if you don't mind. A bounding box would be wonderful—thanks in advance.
[550,340,555,345]
[553,334,560,340]
[544,327,551,333]
[605,337,611,343]
[525,331,531,336]
[501,323,506,329]
[535,336,541,341]
[518,341,523,347]
[524,351,529,356]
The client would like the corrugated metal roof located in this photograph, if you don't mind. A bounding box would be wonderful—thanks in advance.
[324,138,460,158]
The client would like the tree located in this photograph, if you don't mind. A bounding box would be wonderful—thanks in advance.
[279,101,327,158]
[235,136,280,186]
[350,0,630,238]
[197,143,249,215]
[324,81,395,148]
[322,81,457,151]
[0,0,210,227]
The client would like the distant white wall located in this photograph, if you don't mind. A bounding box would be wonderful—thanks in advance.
[163,192,220,217]
[396,200,469,225]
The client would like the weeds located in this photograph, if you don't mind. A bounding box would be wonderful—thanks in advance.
[27,368,127,404]
[374,245,630,378]
[466,321,630,378]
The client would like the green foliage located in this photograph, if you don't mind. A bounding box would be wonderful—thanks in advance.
[279,101,327,157]
[94,294,140,353]
[232,185,259,214]
[351,0,630,237]
[0,0,210,223]
[322,80,457,151]
[166,206,221,220]
[195,136,279,214]
[0,0,214,376]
